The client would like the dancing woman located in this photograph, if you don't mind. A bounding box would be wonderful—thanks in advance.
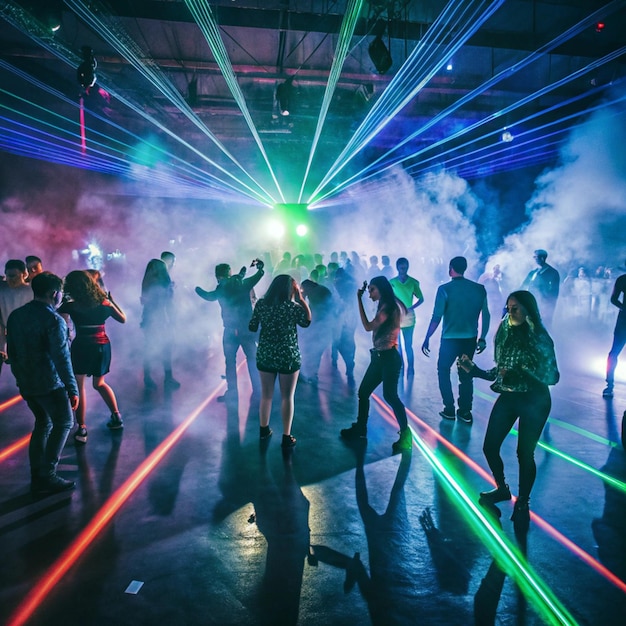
[60,270,126,443]
[249,274,311,448]
[458,290,559,526]
[340,276,411,454]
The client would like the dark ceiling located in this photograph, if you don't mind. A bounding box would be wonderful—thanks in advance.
[1,0,626,207]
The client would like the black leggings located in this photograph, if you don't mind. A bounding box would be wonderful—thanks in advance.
[482,385,551,501]
[357,348,407,430]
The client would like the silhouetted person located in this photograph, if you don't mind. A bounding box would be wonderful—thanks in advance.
[7,272,79,494]
[390,257,424,376]
[380,255,393,279]
[422,256,490,424]
[195,259,265,400]
[602,263,626,398]
[332,268,357,384]
[521,249,560,326]
[141,258,180,390]
[299,278,334,384]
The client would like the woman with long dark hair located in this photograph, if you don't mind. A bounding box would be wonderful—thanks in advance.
[340,276,412,454]
[458,290,559,527]
[141,258,179,390]
[249,274,311,448]
[59,270,126,443]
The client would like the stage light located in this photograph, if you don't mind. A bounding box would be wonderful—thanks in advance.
[266,219,285,238]
[595,22,606,33]
[501,129,514,142]
[368,35,392,74]
[446,60,454,71]
[276,80,293,116]
[295,224,308,237]
[77,46,97,90]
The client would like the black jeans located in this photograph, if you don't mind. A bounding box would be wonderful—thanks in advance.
[357,348,407,430]
[26,388,74,479]
[607,317,626,385]
[223,326,260,394]
[482,385,551,501]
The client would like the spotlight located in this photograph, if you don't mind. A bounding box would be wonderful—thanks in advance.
[295,224,308,237]
[77,46,97,90]
[595,22,606,33]
[276,79,293,116]
[501,129,514,143]
[368,35,392,74]
[446,60,454,71]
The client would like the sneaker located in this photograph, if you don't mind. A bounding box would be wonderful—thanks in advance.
[164,377,181,390]
[260,425,273,440]
[74,425,88,444]
[32,475,76,495]
[281,434,297,448]
[340,422,367,440]
[439,407,456,420]
[107,413,124,429]
[602,385,614,398]
[457,410,473,424]
[392,428,413,453]
[479,483,511,503]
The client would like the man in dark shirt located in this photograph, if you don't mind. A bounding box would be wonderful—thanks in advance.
[196,259,265,400]
[7,272,79,495]
[603,265,626,398]
[300,278,334,384]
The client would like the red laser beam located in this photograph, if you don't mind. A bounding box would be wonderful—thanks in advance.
[0,435,29,463]
[0,395,22,412]
[7,383,225,626]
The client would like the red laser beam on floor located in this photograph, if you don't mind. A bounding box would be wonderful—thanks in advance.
[0,435,29,463]
[7,383,226,626]
[0,395,22,412]
[372,394,626,595]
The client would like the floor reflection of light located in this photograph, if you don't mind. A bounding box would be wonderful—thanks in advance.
[7,382,226,626]
[0,395,22,412]
[372,394,626,600]
[372,395,577,626]
[0,434,29,463]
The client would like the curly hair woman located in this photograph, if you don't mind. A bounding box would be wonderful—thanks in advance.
[249,274,311,448]
[458,290,559,529]
[340,276,411,454]
[59,270,126,443]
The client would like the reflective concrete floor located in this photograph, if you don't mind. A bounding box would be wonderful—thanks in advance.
[0,321,625,625]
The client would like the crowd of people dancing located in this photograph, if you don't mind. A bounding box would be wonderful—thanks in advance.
[0,248,624,527]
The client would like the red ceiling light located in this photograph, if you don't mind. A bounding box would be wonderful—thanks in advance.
[595,22,606,33]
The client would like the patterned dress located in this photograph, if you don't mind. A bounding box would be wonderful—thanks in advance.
[249,299,310,374]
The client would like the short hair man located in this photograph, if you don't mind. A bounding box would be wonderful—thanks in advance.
[195,259,265,400]
[390,257,424,376]
[520,249,560,326]
[421,256,490,423]
[0,259,32,355]
[25,255,44,282]
[7,272,79,495]
[602,261,626,398]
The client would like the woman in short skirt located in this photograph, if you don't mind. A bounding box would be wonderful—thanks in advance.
[60,270,126,443]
